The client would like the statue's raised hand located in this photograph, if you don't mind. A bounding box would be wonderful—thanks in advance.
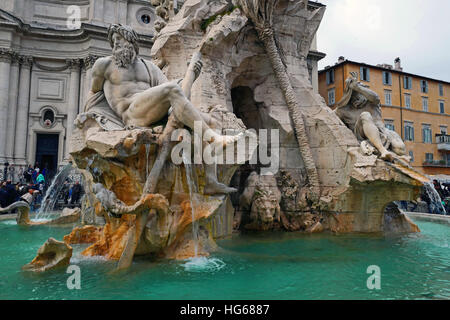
[193,60,203,80]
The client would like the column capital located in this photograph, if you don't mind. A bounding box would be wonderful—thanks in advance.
[83,55,100,70]
[67,58,82,71]
[19,55,33,68]
[10,52,21,65]
[0,48,14,63]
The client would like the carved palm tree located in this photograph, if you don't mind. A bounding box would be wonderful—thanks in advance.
[236,0,321,199]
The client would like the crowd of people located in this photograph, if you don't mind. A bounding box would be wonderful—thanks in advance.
[0,162,84,214]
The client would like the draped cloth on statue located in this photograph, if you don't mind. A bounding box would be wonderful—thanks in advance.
[77,91,126,131]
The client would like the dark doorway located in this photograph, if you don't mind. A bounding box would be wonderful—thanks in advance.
[35,133,59,181]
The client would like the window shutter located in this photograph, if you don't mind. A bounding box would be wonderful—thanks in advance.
[360,67,364,80]
[326,71,330,85]
[389,73,392,85]
[425,81,428,93]
[408,77,412,89]
[367,68,370,82]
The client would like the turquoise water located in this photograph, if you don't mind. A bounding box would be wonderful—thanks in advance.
[0,218,448,300]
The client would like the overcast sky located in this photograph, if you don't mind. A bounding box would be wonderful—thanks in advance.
[316,0,450,82]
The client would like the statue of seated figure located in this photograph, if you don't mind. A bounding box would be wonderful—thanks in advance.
[80,24,239,194]
[334,72,410,163]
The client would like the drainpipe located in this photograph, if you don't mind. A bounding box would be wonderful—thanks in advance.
[399,73,403,139]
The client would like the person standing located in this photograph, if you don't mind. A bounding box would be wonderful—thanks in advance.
[0,182,7,208]
[36,171,45,193]
[70,181,82,205]
[3,162,9,182]
[24,165,33,183]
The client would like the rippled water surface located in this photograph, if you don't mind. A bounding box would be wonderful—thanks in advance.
[0,218,448,300]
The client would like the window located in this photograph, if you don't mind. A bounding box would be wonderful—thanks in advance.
[425,153,434,162]
[328,88,335,105]
[440,126,447,134]
[422,124,432,143]
[141,14,151,24]
[382,71,392,85]
[385,120,395,131]
[422,97,428,112]
[360,67,370,82]
[409,151,414,162]
[404,94,411,109]
[43,110,54,123]
[439,83,444,96]
[326,69,335,85]
[384,90,392,106]
[420,80,428,93]
[439,101,445,114]
[403,76,412,89]
[404,122,414,141]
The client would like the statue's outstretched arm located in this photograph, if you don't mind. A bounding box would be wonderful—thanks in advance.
[181,52,203,100]
[352,82,380,104]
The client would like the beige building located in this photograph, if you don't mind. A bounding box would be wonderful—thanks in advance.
[0,0,160,180]
[319,57,449,175]
[0,0,325,181]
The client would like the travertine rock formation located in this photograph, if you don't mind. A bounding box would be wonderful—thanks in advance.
[0,201,81,226]
[151,0,425,233]
[23,238,72,272]
[69,107,255,267]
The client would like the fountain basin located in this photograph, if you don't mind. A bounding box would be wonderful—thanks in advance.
[0,218,448,299]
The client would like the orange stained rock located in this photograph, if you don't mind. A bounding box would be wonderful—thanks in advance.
[391,163,430,185]
[64,225,103,244]
[176,201,212,237]
[82,215,137,260]
[165,239,208,260]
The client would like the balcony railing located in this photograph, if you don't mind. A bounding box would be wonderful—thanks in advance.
[436,134,450,151]
[423,160,450,167]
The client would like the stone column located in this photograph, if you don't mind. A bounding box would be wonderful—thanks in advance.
[14,56,33,166]
[65,59,81,159]
[0,49,13,164]
[79,62,87,111]
[5,53,20,163]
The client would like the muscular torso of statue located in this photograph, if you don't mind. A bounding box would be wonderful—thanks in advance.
[92,56,170,127]
[336,98,384,132]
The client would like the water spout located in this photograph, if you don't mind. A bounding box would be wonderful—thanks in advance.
[35,164,74,220]
[423,182,447,215]
[145,143,151,178]
[182,151,199,257]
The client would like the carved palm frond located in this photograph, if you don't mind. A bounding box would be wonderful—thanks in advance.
[235,0,322,201]
[237,0,278,31]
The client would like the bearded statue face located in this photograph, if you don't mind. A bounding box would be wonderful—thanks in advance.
[111,32,137,68]
[350,92,367,109]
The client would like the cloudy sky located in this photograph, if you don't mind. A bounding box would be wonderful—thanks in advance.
[316,0,450,82]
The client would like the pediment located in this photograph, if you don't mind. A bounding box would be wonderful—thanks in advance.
[0,9,23,26]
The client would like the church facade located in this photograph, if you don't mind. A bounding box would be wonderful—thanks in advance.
[0,0,324,182]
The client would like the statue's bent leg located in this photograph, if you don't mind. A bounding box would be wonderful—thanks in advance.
[358,112,394,161]
[122,82,175,127]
